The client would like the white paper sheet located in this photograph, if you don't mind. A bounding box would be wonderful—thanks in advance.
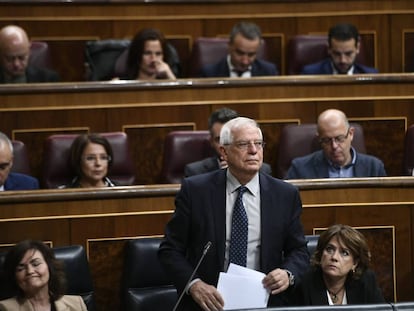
[217,263,269,310]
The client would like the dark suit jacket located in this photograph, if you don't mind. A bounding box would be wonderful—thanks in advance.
[200,57,278,77]
[0,66,60,83]
[286,150,386,179]
[290,267,385,305]
[158,169,309,310]
[301,59,378,75]
[4,172,39,190]
[184,156,273,177]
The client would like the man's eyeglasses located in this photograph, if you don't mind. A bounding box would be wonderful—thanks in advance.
[319,127,350,145]
[82,155,111,163]
[225,141,266,150]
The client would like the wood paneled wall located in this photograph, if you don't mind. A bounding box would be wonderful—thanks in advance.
[0,75,412,185]
[0,0,413,80]
[0,178,413,310]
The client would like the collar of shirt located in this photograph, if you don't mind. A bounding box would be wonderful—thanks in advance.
[0,185,4,191]
[331,61,354,75]
[226,169,259,196]
[327,147,357,178]
[227,55,252,78]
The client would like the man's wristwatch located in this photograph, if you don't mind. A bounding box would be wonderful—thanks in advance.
[285,269,295,286]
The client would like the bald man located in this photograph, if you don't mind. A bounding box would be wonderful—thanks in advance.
[0,132,39,190]
[286,109,386,179]
[0,25,59,83]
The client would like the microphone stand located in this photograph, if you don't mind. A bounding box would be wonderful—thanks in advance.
[172,241,212,311]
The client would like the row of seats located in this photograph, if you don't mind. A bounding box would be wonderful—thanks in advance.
[11,123,414,188]
[31,34,370,80]
[85,35,369,79]
[0,236,319,311]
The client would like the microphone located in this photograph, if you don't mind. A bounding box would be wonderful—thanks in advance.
[172,241,212,311]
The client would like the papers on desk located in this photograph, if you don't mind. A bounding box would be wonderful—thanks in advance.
[217,263,270,310]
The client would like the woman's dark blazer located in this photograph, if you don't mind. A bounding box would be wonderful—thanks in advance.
[290,266,385,306]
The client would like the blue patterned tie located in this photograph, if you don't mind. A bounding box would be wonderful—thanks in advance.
[229,186,248,266]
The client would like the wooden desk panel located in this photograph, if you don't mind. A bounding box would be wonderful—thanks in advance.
[0,178,413,309]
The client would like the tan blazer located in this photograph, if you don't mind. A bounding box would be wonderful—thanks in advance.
[0,295,87,311]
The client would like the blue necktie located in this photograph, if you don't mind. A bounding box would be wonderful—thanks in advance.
[229,186,248,266]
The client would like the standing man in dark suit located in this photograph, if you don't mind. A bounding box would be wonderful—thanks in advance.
[0,25,60,83]
[184,107,272,177]
[286,109,386,179]
[301,23,378,75]
[159,117,309,311]
[200,22,278,78]
[0,132,39,191]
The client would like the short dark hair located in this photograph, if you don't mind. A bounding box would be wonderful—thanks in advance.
[3,240,66,302]
[328,23,360,47]
[311,224,371,280]
[70,133,113,178]
[126,28,170,79]
[208,108,239,131]
[229,21,262,43]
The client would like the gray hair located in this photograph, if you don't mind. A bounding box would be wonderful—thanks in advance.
[0,132,13,153]
[220,117,262,145]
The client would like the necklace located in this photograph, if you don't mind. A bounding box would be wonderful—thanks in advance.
[327,286,344,304]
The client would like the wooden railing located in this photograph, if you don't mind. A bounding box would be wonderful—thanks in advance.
[0,177,413,309]
[0,74,412,184]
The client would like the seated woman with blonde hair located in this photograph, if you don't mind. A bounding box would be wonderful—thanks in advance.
[0,240,87,311]
[290,224,384,305]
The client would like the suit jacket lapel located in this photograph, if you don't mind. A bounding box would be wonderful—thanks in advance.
[311,271,330,305]
[55,298,70,311]
[211,169,227,270]
[4,175,14,190]
[313,151,329,178]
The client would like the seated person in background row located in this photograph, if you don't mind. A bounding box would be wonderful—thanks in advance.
[301,23,378,75]
[184,107,272,176]
[121,28,178,80]
[61,133,116,188]
[0,25,60,83]
[290,224,384,306]
[286,109,386,179]
[0,240,87,311]
[0,132,39,191]
[200,21,279,78]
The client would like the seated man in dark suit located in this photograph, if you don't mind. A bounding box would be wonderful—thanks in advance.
[0,25,60,83]
[0,132,39,190]
[286,109,386,179]
[185,107,272,176]
[200,21,278,78]
[301,23,378,75]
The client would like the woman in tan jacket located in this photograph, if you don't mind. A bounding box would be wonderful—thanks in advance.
[0,240,87,311]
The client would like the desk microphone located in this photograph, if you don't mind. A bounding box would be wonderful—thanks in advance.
[172,241,212,311]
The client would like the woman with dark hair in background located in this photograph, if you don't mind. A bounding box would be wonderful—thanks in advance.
[62,133,115,188]
[124,28,178,80]
[0,240,87,311]
[290,224,384,305]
